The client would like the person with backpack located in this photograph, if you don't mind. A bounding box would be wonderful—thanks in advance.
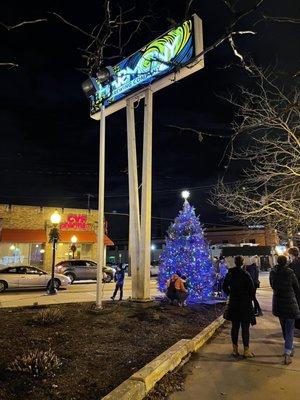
[223,255,256,358]
[244,256,263,316]
[270,255,300,365]
[288,247,300,286]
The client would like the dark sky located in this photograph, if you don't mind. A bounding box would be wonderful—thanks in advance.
[0,0,299,239]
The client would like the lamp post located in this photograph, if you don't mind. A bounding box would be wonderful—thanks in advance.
[70,235,78,259]
[48,210,61,295]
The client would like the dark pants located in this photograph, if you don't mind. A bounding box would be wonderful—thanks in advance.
[253,288,262,314]
[231,320,250,347]
[112,283,123,300]
[279,318,295,355]
[177,291,188,304]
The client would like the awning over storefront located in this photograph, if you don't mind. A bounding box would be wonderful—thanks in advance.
[59,231,114,246]
[0,229,47,243]
[0,229,114,246]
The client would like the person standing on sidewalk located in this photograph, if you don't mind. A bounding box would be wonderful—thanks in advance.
[111,264,125,301]
[223,255,256,358]
[288,247,300,285]
[270,255,300,365]
[244,256,263,316]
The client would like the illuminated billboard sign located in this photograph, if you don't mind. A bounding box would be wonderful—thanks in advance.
[90,14,203,118]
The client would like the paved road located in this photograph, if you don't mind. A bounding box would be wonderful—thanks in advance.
[0,278,161,308]
[170,272,300,400]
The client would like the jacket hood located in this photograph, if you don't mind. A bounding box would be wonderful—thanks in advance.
[272,265,293,275]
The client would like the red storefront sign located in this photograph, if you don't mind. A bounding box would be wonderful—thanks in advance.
[60,214,90,231]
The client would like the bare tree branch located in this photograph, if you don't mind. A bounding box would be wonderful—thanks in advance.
[0,18,47,68]
[262,15,300,24]
[0,62,18,68]
[211,64,300,240]
[0,18,47,31]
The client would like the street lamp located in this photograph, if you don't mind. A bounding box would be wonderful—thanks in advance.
[70,235,78,259]
[48,210,61,295]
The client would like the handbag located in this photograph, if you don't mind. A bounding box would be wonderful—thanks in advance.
[295,319,300,330]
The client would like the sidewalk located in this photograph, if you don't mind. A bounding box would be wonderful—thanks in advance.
[170,274,300,400]
[0,279,160,308]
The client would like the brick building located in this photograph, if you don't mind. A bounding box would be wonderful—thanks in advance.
[204,226,279,247]
[0,204,113,272]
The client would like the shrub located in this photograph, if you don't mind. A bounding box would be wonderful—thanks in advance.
[30,308,64,325]
[7,349,62,378]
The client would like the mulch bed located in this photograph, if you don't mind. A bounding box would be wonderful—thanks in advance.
[0,300,224,400]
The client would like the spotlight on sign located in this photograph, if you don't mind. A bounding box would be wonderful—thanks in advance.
[81,77,98,98]
[181,190,190,200]
[96,66,115,84]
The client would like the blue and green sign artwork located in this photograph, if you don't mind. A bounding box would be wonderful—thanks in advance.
[90,19,196,115]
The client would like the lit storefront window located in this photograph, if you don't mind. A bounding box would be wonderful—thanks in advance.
[0,243,44,266]
[55,243,93,262]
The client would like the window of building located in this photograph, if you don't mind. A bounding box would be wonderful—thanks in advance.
[55,243,93,263]
[249,239,256,244]
[0,243,30,265]
[0,243,44,266]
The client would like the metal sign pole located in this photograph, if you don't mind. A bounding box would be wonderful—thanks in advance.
[139,88,153,300]
[96,105,106,308]
[126,97,141,300]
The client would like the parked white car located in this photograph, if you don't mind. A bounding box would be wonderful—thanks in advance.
[150,261,159,277]
[0,265,71,293]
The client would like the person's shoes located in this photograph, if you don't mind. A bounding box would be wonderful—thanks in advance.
[282,349,294,357]
[232,344,239,357]
[118,298,123,301]
[243,347,255,358]
[282,354,292,365]
[110,296,115,301]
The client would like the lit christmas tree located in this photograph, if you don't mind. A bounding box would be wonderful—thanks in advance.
[158,197,216,302]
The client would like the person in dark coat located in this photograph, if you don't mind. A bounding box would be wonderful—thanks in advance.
[270,255,300,365]
[244,257,263,316]
[223,255,256,358]
[288,247,300,285]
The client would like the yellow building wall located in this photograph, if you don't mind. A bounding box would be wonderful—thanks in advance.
[0,204,103,272]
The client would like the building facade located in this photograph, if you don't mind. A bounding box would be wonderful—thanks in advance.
[204,226,279,247]
[0,204,113,272]
[107,226,279,265]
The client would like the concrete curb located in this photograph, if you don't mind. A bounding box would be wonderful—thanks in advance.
[102,315,225,400]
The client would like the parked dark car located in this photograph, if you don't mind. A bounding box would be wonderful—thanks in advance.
[54,260,115,283]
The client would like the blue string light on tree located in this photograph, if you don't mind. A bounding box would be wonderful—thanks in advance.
[158,190,216,302]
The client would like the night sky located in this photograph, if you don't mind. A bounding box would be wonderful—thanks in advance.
[0,0,299,240]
